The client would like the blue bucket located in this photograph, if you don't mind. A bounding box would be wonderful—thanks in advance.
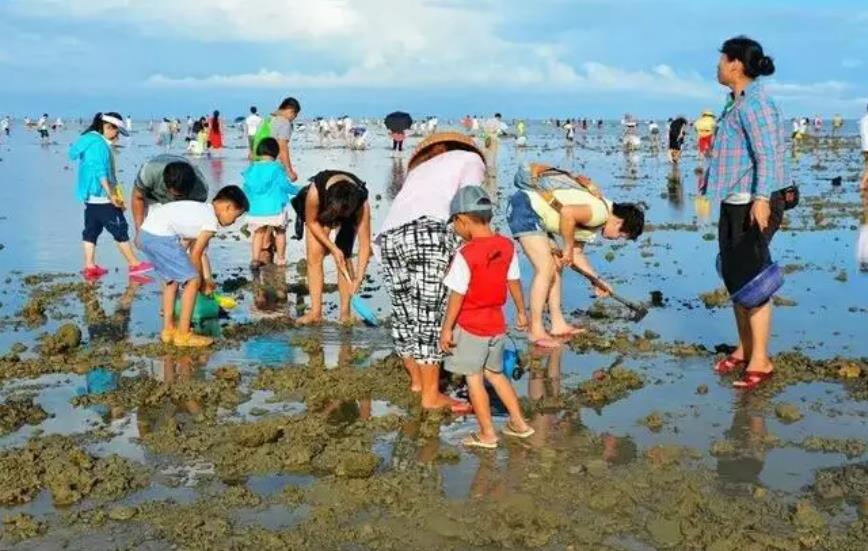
[731,262,784,308]
[502,337,524,381]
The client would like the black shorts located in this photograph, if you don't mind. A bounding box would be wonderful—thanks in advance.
[38,129,49,138]
[83,203,130,244]
[718,201,782,295]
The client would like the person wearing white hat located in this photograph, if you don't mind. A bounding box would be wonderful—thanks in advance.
[69,112,153,279]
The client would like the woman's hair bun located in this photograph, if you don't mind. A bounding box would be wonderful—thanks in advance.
[757,55,775,76]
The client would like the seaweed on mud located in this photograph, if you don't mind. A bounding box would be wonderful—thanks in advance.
[38,322,82,356]
[799,437,866,459]
[115,438,862,551]
[0,435,147,506]
[0,397,48,435]
[576,364,644,407]
[1,513,45,542]
[17,281,89,327]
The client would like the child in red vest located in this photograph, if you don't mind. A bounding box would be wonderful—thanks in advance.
[440,186,535,448]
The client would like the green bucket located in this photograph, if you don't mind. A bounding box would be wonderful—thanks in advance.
[173,293,221,323]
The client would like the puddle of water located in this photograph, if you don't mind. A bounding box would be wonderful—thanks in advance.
[0,121,866,547]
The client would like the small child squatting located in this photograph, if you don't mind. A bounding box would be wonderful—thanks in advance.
[139,185,249,347]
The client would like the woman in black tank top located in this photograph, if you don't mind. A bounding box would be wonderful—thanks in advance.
[290,170,371,324]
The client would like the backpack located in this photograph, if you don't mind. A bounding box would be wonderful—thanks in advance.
[514,162,605,215]
[250,116,274,160]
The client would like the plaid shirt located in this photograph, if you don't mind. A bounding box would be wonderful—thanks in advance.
[705,81,788,200]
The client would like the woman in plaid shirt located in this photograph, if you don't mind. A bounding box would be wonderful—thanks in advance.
[706,36,786,389]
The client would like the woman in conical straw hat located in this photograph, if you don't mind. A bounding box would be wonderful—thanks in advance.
[376,132,486,412]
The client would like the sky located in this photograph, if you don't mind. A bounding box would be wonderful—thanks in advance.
[1,0,867,119]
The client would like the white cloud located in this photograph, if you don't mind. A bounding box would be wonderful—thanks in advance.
[145,61,723,100]
[10,0,867,113]
[766,80,849,99]
[18,0,718,98]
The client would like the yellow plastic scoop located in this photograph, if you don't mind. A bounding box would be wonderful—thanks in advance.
[213,293,237,310]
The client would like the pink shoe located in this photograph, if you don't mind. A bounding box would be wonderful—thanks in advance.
[129,261,154,275]
[83,265,109,278]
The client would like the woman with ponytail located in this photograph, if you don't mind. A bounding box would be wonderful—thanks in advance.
[69,112,153,279]
[290,170,371,324]
[704,36,788,389]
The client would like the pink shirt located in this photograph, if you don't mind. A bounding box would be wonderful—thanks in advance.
[376,150,486,240]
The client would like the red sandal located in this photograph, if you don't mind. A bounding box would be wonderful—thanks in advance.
[732,369,774,390]
[714,355,747,374]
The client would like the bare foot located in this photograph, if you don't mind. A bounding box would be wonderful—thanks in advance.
[744,358,774,374]
[296,311,323,326]
[421,393,453,410]
[529,331,562,348]
[550,323,587,337]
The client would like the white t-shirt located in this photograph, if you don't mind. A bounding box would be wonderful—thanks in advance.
[141,201,219,239]
[443,248,520,294]
[37,117,48,130]
[245,114,262,137]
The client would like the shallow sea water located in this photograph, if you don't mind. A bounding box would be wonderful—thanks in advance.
[0,119,865,549]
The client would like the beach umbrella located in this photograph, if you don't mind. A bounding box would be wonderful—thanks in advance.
[385,112,413,133]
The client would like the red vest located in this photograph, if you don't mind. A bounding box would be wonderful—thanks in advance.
[456,235,514,336]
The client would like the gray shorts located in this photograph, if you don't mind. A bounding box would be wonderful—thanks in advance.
[444,326,505,376]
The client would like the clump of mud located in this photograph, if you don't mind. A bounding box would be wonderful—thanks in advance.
[800,437,866,458]
[0,435,147,506]
[39,323,82,355]
[0,397,48,435]
[17,280,89,327]
[699,287,730,309]
[1,513,45,542]
[774,403,803,423]
[577,364,644,407]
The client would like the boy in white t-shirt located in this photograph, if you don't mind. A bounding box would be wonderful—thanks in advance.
[140,185,249,347]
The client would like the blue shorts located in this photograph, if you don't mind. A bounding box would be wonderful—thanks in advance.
[506,191,546,238]
[83,203,130,244]
[139,231,198,283]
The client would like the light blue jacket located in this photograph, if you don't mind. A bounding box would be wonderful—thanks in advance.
[68,131,115,202]
[242,160,301,216]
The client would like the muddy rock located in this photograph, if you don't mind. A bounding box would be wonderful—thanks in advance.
[641,411,666,432]
[836,363,862,379]
[213,365,241,385]
[0,398,48,435]
[107,505,137,521]
[774,403,803,423]
[792,501,826,531]
[40,323,82,355]
[577,365,644,407]
[647,516,682,548]
[772,295,798,307]
[699,288,730,309]
[2,512,45,541]
[0,435,147,506]
[800,437,865,458]
[696,384,709,395]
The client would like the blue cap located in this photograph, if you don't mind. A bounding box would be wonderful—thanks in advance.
[449,186,492,219]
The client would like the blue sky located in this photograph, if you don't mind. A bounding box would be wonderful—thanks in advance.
[1,0,866,119]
